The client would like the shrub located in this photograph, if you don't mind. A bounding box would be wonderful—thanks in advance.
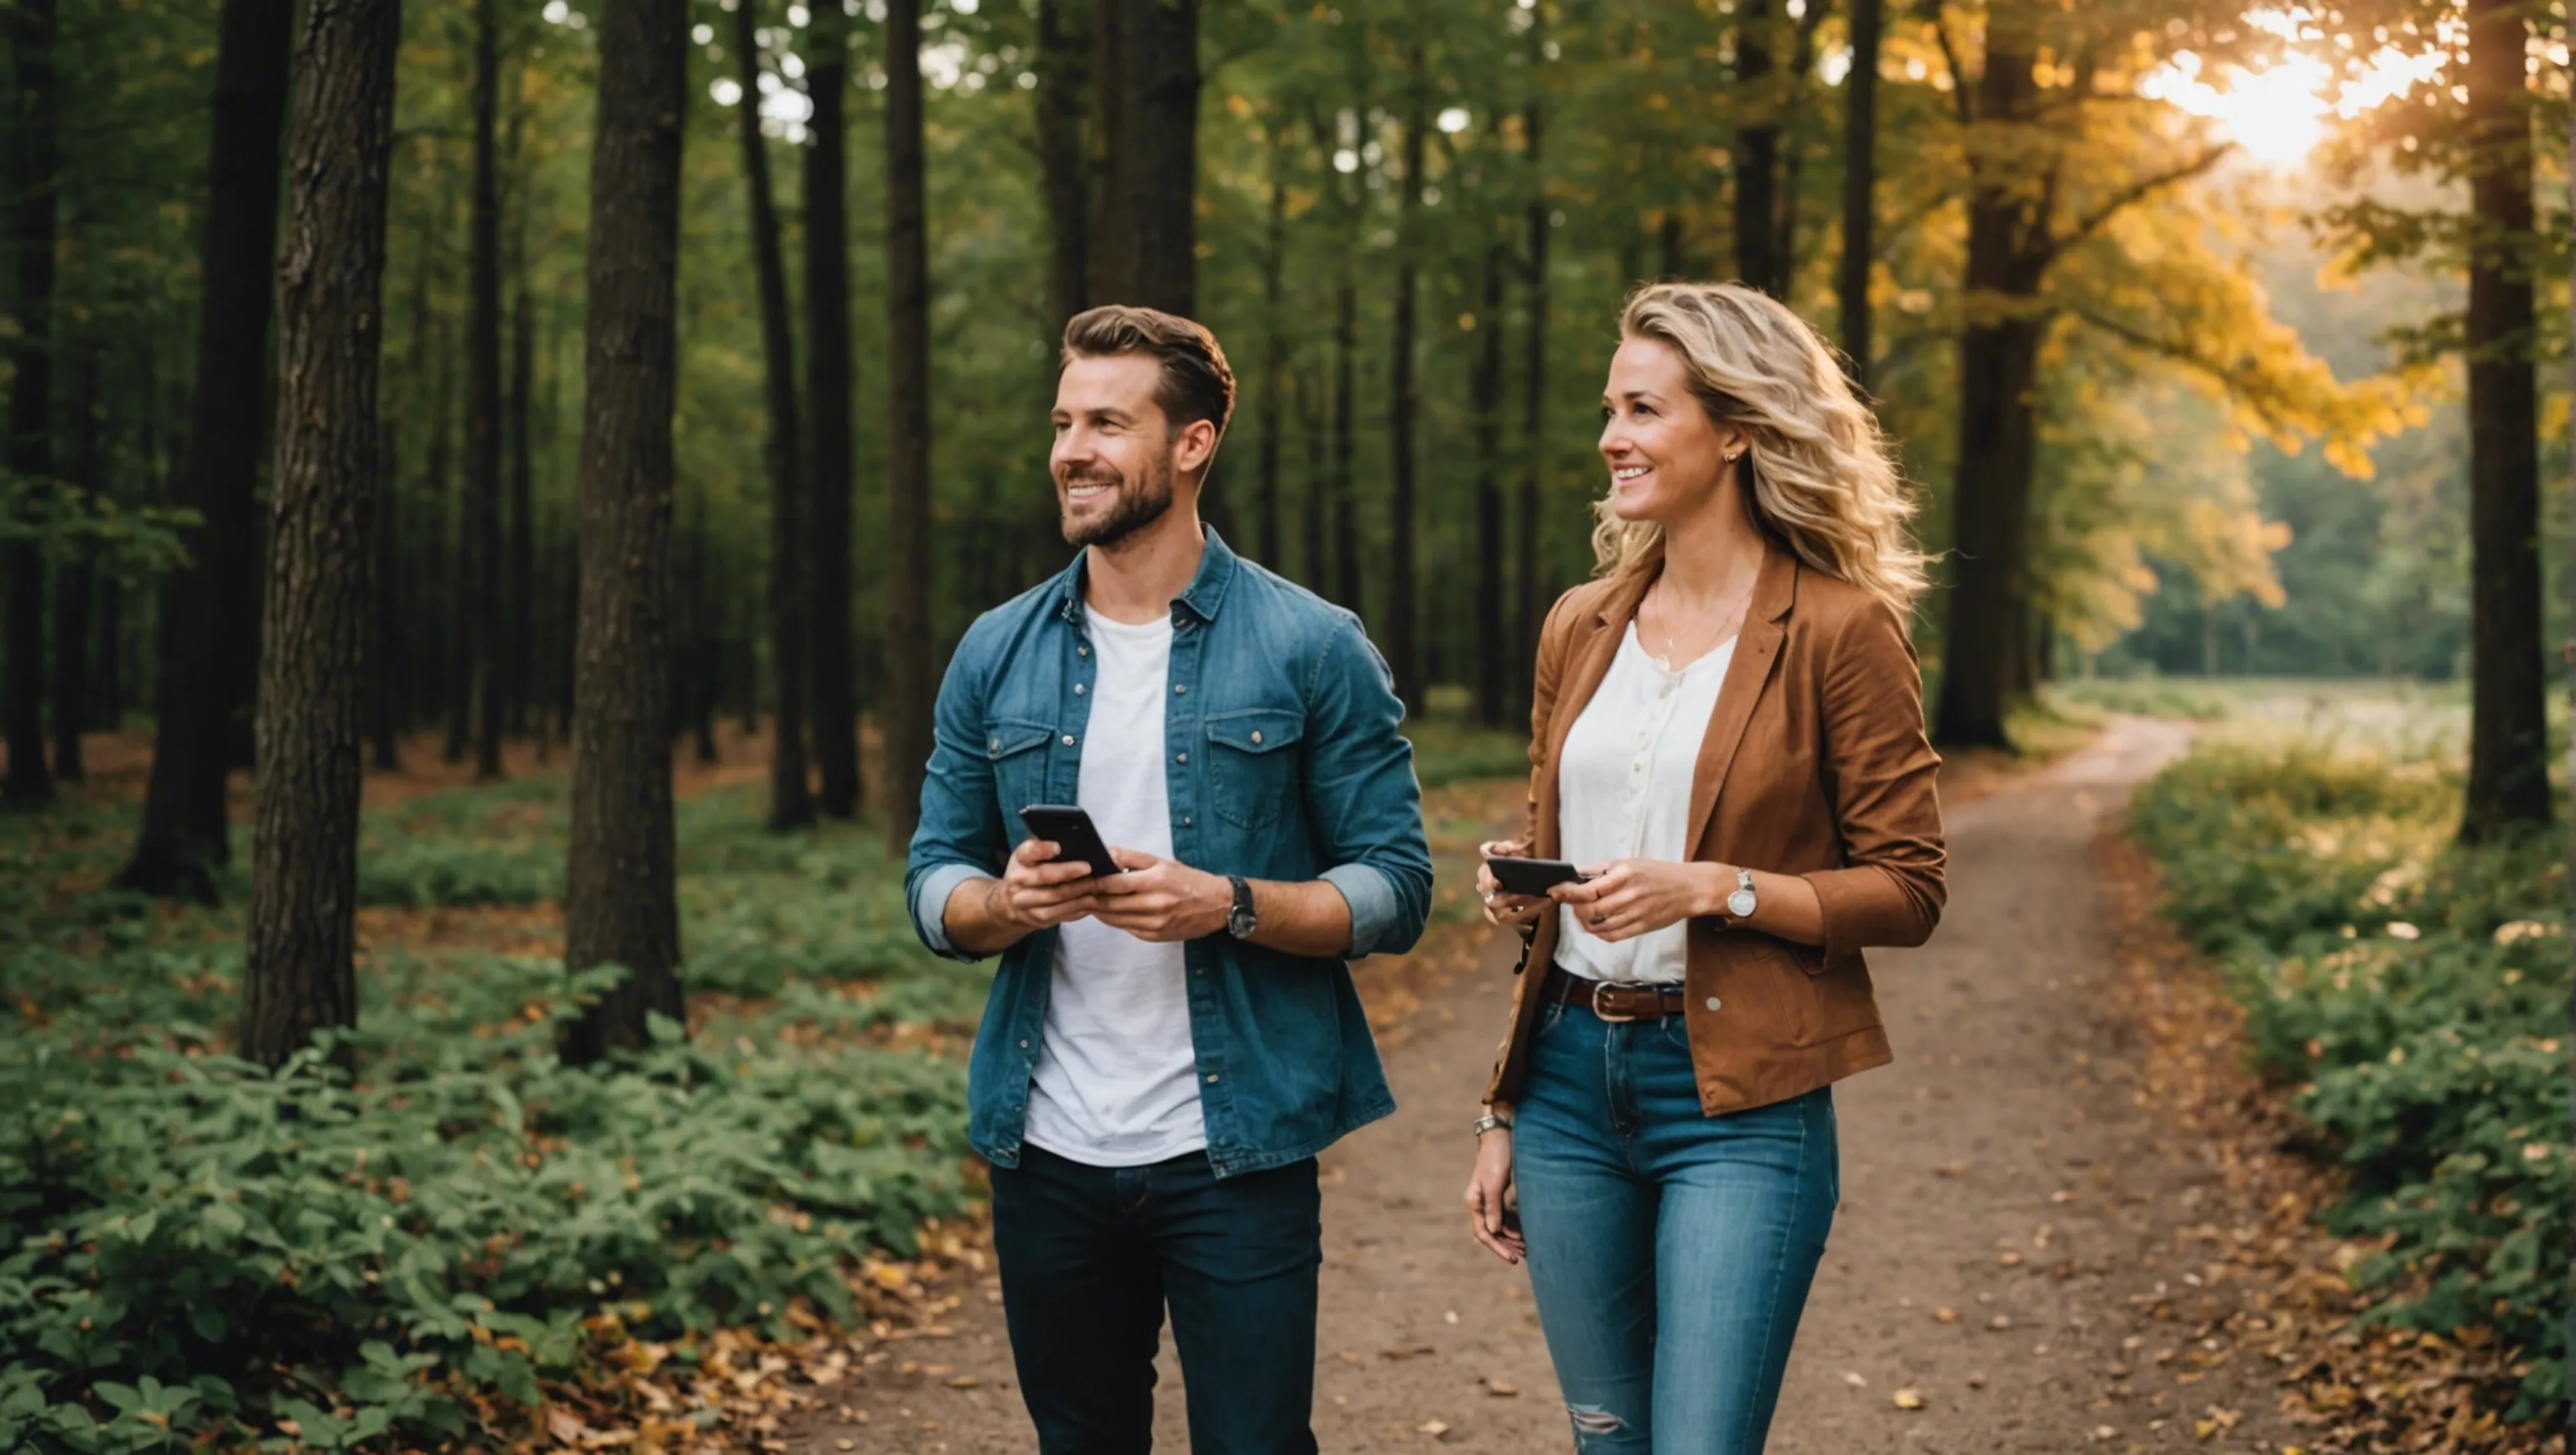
[2128,740,2566,1417]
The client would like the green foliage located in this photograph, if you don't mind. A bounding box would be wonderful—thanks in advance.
[2128,740,2567,1418]
[0,789,976,1452]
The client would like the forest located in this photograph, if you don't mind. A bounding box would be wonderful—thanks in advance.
[0,0,2568,1450]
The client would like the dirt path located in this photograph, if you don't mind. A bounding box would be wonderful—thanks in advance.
[791,718,2316,1455]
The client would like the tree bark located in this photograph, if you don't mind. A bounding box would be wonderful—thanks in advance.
[1731,0,1780,295]
[242,0,402,1071]
[49,352,100,783]
[1254,150,1287,569]
[508,275,537,738]
[372,416,405,770]
[1516,85,1550,713]
[1836,0,1881,389]
[2459,0,2551,841]
[5,0,61,810]
[1386,60,1426,711]
[562,0,688,1067]
[1330,273,1362,616]
[465,0,506,782]
[1299,368,1327,588]
[1089,0,1197,314]
[1036,0,1090,333]
[1473,238,1509,729]
[882,0,936,855]
[734,0,813,831]
[806,3,860,819]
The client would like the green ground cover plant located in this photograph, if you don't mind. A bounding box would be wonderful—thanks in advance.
[2127,740,2567,1417]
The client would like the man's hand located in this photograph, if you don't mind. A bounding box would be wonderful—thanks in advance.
[986,834,1112,933]
[1090,847,1232,943]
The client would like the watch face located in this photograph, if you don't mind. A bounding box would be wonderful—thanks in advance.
[1727,888,1758,918]
[1229,910,1257,938]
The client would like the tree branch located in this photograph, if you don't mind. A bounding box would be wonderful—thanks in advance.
[1917,0,1973,126]
[2056,144,2235,252]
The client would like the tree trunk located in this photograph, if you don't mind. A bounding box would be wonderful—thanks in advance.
[1473,239,1509,729]
[242,0,402,1071]
[1386,63,1425,711]
[1330,274,1361,615]
[1516,85,1550,713]
[562,0,688,1067]
[1731,0,1780,296]
[2459,0,2551,842]
[1836,0,1880,389]
[5,0,61,810]
[1300,368,1327,588]
[1254,155,1287,569]
[1090,0,1197,314]
[882,0,935,855]
[1933,312,2041,751]
[807,4,860,819]
[734,0,813,831]
[50,352,99,784]
[464,0,506,782]
[1036,0,1090,333]
[372,416,405,770]
[508,278,536,739]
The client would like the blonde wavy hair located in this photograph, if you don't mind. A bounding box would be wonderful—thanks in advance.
[1592,282,1928,613]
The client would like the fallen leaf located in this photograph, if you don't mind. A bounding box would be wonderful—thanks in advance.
[1997,1251,2026,1268]
[836,1442,855,1452]
[1893,1388,1926,1411]
[1989,1315,2013,1330]
[1418,1419,1451,1438]
[1484,1379,1521,1398]
[947,1375,981,1390]
[1932,1307,1958,1323]
[1966,1373,1988,1390]
[546,1407,590,1446]
[1842,1371,1868,1388]
[1338,1350,1362,1365]
[1936,1160,1967,1178]
[1381,1345,1436,1361]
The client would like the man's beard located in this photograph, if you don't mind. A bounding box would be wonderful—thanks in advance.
[1058,453,1175,550]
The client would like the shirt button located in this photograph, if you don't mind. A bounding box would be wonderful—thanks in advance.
[1174,683,1187,694]
[1062,735,1076,746]
[1183,815,1194,827]
[1176,751,1188,764]
[1206,1073,1220,1083]
[1020,1038,1030,1047]
[988,737,1000,751]
[1078,646,1089,657]
[1073,683,1086,695]
[1250,730,1264,745]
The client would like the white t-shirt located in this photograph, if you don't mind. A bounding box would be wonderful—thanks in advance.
[1554,622,1737,985]
[1021,608,1208,1167]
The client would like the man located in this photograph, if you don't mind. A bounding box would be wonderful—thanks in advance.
[904,305,1431,1454]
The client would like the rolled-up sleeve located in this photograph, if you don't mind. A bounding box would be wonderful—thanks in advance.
[1800,596,1947,959]
[1303,616,1434,959]
[903,620,1010,964]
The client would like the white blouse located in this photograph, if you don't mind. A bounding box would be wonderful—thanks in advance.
[1554,623,1737,985]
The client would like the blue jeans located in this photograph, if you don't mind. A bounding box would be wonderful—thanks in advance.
[989,1146,1322,1455]
[1513,999,1840,1454]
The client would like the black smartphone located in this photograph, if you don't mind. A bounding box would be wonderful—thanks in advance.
[1487,855,1590,896]
[1017,804,1119,877]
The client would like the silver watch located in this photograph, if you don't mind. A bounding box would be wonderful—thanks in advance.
[1724,867,1758,921]
[1471,1112,1513,1138]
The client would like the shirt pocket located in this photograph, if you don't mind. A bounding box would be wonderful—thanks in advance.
[1202,708,1305,830]
[982,716,1057,821]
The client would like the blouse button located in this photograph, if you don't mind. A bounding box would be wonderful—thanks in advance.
[1705,997,1722,1012]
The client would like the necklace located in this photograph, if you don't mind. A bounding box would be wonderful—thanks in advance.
[1639,578,1753,671]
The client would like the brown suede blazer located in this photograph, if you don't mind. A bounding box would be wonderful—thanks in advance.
[1484,533,1947,1115]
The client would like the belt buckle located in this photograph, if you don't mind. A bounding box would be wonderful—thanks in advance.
[1589,980,1640,1023]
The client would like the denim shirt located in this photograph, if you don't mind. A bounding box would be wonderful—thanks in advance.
[905,528,1432,1177]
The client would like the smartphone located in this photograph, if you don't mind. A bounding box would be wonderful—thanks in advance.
[1487,855,1590,897]
[1017,804,1119,878]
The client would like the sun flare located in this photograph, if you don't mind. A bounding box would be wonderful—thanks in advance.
[2137,8,2453,168]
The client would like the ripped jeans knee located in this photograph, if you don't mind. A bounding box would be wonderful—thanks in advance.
[1564,1400,1642,1452]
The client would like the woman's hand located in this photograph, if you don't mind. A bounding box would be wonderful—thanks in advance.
[1463,1125,1524,1264]
[1475,840,1549,932]
[1553,858,1716,943]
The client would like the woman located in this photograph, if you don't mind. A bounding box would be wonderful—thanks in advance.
[1462,282,1945,1453]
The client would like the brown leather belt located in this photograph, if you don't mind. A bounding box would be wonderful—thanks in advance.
[1540,964,1687,1022]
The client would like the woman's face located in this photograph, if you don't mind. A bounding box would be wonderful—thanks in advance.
[1597,336,1743,525]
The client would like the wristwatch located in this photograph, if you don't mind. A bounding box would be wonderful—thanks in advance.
[1472,1111,1513,1138]
[1723,867,1758,922]
[1226,874,1259,939]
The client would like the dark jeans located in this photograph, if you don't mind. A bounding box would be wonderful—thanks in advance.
[989,1145,1322,1455]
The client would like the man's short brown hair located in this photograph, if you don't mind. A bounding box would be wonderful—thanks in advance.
[1061,305,1236,441]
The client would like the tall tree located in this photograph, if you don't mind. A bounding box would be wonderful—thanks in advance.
[372,417,405,770]
[1731,0,1781,295]
[562,0,688,1066]
[49,353,100,784]
[1515,72,1550,710]
[242,0,402,1069]
[465,0,507,781]
[1036,0,1090,332]
[1472,235,1510,728]
[4,0,61,810]
[1329,271,1361,614]
[2456,0,2549,841]
[1836,0,1882,388]
[126,0,296,874]
[507,271,537,736]
[806,1,861,820]
[1254,134,1288,569]
[1090,0,1198,314]
[734,0,813,830]
[1385,50,1427,711]
[882,0,935,854]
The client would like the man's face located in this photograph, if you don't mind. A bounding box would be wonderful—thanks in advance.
[1051,353,1179,550]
